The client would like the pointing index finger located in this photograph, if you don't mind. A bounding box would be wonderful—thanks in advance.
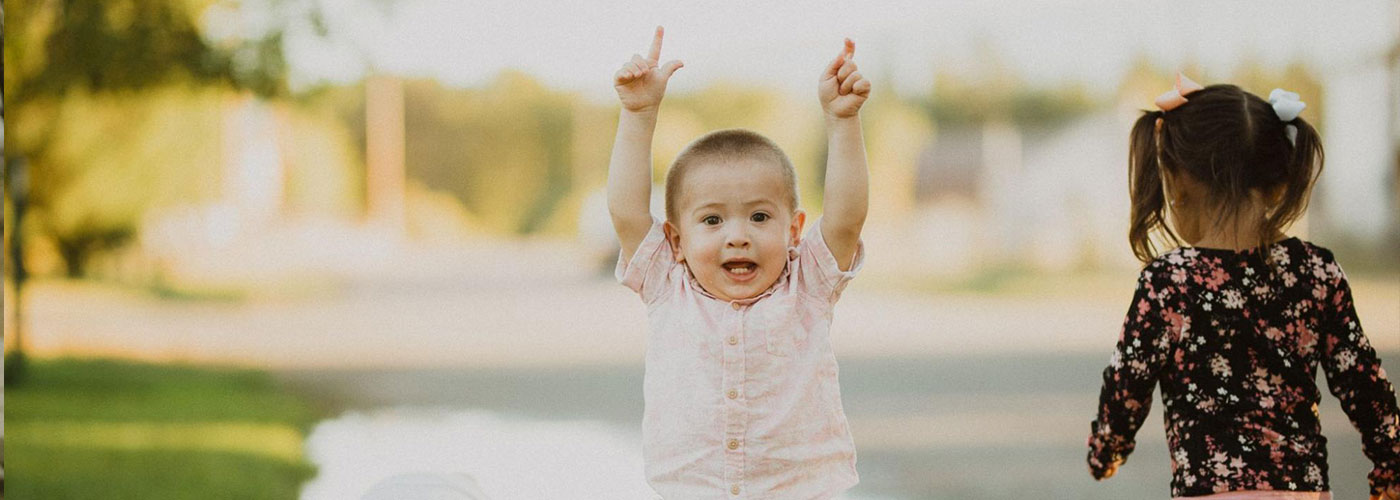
[824,39,851,78]
[648,26,665,62]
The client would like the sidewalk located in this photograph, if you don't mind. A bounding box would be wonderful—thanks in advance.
[10,240,1398,369]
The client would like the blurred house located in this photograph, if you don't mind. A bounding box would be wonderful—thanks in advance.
[1390,34,1400,248]
[898,113,1138,278]
[890,43,1400,280]
[1316,50,1398,249]
[139,94,396,285]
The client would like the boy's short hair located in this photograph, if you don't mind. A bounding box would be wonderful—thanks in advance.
[664,129,799,223]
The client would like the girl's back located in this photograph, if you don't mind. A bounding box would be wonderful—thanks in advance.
[1087,77,1399,499]
[1090,237,1396,497]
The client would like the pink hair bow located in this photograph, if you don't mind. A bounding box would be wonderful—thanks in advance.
[1154,73,1204,111]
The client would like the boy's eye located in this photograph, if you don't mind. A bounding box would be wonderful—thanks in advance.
[702,215,721,225]
[751,212,770,222]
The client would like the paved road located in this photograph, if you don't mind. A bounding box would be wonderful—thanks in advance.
[11,240,1396,369]
[9,241,1397,499]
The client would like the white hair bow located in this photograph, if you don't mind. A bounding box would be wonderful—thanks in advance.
[1268,88,1305,145]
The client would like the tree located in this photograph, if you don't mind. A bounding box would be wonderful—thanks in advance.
[2,0,312,383]
[4,0,305,276]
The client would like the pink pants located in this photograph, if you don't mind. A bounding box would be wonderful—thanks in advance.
[1177,491,1332,500]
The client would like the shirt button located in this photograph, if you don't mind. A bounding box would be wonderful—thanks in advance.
[727,389,738,399]
[727,439,739,450]
[731,302,742,310]
[728,336,738,345]
[731,485,741,495]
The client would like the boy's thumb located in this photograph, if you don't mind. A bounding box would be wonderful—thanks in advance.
[660,60,683,78]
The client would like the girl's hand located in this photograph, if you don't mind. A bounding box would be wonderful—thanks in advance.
[1092,458,1125,481]
[818,38,871,120]
[614,26,683,113]
[1371,484,1400,500]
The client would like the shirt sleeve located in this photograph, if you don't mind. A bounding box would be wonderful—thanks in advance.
[794,218,864,303]
[615,218,677,305]
[1087,265,1171,479]
[1319,263,1400,496]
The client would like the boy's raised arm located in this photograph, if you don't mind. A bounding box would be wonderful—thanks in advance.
[817,39,871,271]
[609,26,683,263]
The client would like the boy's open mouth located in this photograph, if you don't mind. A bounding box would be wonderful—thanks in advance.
[722,259,757,277]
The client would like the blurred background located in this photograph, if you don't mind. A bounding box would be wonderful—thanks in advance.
[3,0,1398,498]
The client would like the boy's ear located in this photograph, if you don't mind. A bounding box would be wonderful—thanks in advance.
[663,220,685,263]
[789,210,806,247]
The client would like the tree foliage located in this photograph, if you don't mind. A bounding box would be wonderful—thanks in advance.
[4,0,302,276]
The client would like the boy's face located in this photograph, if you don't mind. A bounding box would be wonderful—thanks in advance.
[664,159,804,302]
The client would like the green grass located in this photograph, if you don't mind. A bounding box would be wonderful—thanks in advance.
[5,358,322,499]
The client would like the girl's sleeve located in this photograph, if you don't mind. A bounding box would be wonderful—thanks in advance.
[1087,266,1171,479]
[1319,264,1400,496]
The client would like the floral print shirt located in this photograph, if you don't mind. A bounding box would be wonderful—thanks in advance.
[1088,239,1400,497]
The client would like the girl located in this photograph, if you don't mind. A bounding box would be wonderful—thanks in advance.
[1087,74,1400,500]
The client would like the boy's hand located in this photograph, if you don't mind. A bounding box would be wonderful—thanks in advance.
[614,26,684,113]
[819,38,871,120]
[815,37,870,271]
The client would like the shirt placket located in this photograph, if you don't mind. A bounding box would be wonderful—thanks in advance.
[723,300,749,496]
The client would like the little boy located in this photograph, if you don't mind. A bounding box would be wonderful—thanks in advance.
[608,26,872,498]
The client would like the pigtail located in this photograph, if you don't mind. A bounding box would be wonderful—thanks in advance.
[1131,83,1323,265]
[1127,111,1177,263]
[1260,116,1324,255]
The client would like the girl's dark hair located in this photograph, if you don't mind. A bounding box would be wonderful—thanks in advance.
[1127,84,1324,263]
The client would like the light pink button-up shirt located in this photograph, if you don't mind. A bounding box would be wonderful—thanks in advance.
[617,218,862,499]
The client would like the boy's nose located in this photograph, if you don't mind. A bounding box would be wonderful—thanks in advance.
[724,228,750,247]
